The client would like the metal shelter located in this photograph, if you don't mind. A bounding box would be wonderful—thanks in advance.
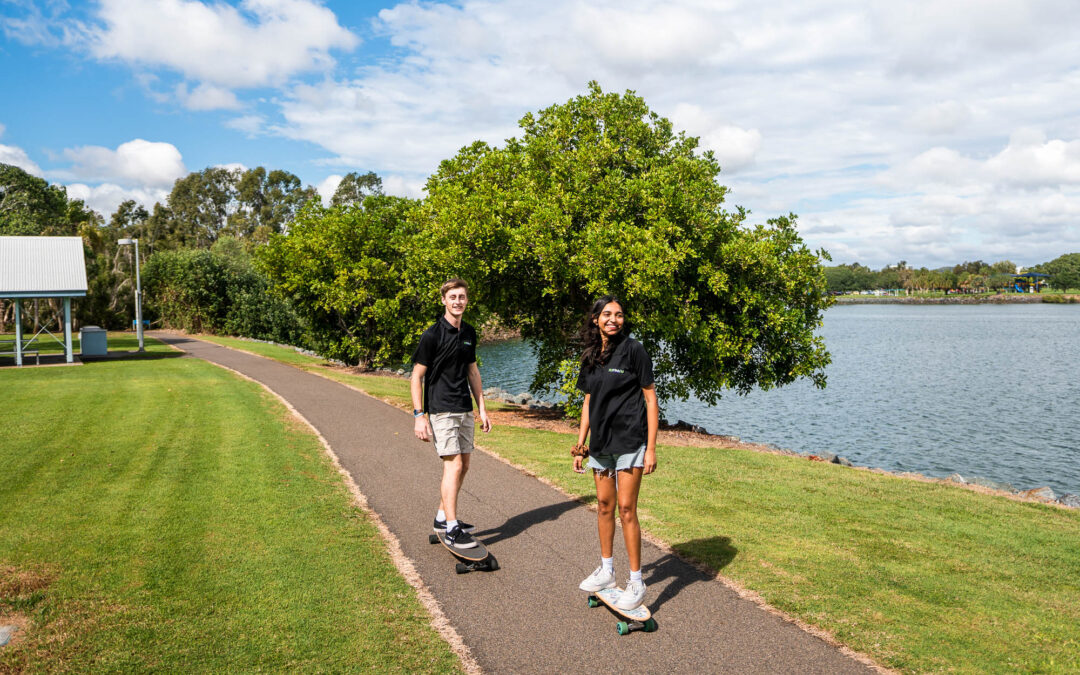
[0,236,88,366]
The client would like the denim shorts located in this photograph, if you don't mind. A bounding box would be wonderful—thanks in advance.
[587,444,646,473]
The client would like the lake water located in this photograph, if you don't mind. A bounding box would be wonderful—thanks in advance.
[477,304,1080,496]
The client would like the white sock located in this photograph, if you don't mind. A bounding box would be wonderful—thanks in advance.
[436,510,446,522]
[630,569,642,583]
[447,519,459,531]
[601,557,614,573]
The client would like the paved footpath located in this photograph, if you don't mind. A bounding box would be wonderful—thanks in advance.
[156,333,877,674]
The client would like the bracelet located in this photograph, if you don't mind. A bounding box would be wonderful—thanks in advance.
[413,409,425,418]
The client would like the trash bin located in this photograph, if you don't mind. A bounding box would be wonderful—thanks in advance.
[80,326,107,356]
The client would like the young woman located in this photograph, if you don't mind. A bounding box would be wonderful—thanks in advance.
[572,295,658,610]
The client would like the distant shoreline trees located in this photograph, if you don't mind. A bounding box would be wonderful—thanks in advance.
[824,258,1078,295]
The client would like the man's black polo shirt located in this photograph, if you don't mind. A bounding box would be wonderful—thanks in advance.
[412,316,477,414]
[576,336,654,455]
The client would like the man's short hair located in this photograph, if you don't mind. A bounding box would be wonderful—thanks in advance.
[441,278,469,297]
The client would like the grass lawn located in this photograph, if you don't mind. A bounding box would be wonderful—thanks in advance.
[0,335,461,673]
[203,334,1080,673]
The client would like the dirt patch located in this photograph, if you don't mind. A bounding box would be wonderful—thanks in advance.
[0,564,55,604]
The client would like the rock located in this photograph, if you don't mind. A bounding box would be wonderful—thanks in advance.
[0,625,17,648]
[483,387,499,397]
[946,473,966,483]
[815,451,838,463]
[967,476,1015,492]
[833,456,854,467]
[1057,494,1080,508]
[1019,486,1056,502]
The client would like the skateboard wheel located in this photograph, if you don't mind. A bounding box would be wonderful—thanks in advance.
[455,563,469,574]
[644,618,658,632]
[487,557,499,571]
[616,621,630,636]
[587,596,599,608]
[428,534,439,544]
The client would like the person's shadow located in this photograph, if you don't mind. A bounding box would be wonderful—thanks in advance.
[643,537,738,612]
[472,500,582,546]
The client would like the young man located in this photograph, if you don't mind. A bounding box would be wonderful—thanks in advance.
[411,278,492,549]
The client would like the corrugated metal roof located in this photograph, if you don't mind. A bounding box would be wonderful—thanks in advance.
[0,236,88,298]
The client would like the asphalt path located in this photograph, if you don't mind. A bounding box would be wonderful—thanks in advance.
[155,333,877,674]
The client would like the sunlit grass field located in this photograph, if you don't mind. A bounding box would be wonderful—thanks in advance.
[204,334,1080,673]
[0,335,460,673]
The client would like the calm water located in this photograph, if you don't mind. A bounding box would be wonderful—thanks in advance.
[477,304,1080,495]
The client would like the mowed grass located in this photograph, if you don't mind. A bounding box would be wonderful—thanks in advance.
[204,334,1080,673]
[0,336,461,673]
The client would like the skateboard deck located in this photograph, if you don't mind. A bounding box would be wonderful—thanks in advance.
[428,530,499,573]
[587,587,657,635]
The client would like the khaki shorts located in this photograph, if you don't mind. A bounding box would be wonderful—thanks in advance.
[430,412,474,457]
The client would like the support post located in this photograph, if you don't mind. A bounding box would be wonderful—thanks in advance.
[14,298,22,367]
[134,239,144,351]
[64,297,73,363]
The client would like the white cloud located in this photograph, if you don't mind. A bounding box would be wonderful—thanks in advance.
[65,182,170,219]
[81,0,358,89]
[909,101,973,135]
[0,144,44,175]
[225,114,267,136]
[315,174,342,203]
[176,82,242,111]
[61,139,186,188]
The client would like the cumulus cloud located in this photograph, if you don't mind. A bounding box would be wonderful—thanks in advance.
[0,144,44,175]
[82,0,358,89]
[62,139,186,188]
[315,174,342,203]
[65,182,171,220]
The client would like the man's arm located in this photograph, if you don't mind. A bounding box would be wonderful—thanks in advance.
[411,363,432,441]
[467,362,491,433]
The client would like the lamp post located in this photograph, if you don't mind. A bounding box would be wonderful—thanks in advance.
[117,238,144,351]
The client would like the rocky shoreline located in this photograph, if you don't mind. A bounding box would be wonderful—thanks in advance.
[479,385,1080,510]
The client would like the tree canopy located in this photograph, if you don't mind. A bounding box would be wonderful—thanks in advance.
[416,82,832,406]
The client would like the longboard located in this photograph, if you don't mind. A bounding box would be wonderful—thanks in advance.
[428,530,499,574]
[587,587,657,635]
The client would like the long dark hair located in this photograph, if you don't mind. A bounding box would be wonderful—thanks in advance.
[580,295,627,369]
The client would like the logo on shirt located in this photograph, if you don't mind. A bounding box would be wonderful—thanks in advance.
[463,341,473,346]
[608,368,625,373]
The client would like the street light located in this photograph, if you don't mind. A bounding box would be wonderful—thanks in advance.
[117,238,144,352]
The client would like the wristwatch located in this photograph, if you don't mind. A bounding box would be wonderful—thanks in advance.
[413,409,425,418]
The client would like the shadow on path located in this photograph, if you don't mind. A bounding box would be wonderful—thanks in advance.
[473,500,581,546]
[645,537,739,612]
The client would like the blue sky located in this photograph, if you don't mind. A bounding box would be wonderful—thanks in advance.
[3,0,1079,268]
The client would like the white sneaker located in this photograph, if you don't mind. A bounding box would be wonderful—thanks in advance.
[579,566,617,592]
[615,579,646,610]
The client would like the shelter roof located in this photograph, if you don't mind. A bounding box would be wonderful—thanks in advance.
[1014,272,1050,278]
[0,236,88,298]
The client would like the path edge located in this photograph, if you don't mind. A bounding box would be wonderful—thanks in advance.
[163,340,482,675]
[165,332,891,674]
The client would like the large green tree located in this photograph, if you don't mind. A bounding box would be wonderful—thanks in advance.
[1034,253,1080,292]
[257,195,426,366]
[331,171,383,206]
[416,82,832,406]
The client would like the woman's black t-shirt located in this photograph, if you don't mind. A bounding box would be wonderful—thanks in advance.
[576,336,654,455]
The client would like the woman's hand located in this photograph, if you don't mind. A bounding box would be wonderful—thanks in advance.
[643,447,657,475]
[573,454,586,474]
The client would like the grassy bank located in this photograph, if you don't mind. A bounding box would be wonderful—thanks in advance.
[203,334,1080,673]
[0,336,460,672]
